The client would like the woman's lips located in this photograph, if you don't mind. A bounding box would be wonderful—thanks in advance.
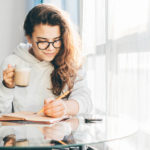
[43,52,55,56]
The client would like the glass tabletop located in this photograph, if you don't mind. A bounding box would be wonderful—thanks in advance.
[0,114,138,149]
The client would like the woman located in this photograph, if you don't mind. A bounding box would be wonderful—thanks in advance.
[0,4,92,117]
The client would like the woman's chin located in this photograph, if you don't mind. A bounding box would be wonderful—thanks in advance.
[43,56,55,62]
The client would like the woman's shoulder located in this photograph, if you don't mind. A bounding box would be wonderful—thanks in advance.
[0,54,22,70]
[3,53,21,63]
[4,54,18,60]
[1,43,31,68]
[76,64,87,80]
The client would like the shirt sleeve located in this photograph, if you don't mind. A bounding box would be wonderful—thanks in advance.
[68,65,93,114]
[0,55,16,114]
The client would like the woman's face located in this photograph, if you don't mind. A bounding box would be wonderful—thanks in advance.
[27,24,61,62]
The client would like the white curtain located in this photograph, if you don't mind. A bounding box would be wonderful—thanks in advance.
[107,0,150,131]
[81,0,106,55]
[81,0,150,133]
[81,0,107,113]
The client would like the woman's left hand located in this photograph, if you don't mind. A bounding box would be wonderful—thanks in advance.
[44,99,67,118]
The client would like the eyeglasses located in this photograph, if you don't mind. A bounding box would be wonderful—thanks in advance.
[36,39,62,50]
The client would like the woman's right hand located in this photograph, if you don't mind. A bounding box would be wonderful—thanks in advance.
[41,122,72,141]
[3,64,15,88]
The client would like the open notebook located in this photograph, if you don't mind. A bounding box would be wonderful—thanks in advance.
[0,112,68,124]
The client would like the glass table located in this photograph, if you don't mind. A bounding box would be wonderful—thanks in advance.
[0,114,138,150]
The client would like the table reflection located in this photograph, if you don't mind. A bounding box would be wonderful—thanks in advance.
[0,114,138,148]
[0,117,79,147]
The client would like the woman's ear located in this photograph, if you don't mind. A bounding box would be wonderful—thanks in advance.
[26,35,32,44]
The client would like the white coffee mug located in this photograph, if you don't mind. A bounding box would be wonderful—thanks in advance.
[15,66,31,87]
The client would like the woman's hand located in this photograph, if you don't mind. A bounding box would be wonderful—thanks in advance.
[3,64,15,88]
[41,122,71,140]
[44,99,67,118]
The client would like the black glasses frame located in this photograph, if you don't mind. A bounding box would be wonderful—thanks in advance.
[36,39,62,50]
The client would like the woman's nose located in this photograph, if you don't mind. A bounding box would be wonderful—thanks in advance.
[47,43,55,51]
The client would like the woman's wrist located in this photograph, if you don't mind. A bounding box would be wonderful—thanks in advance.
[64,100,79,116]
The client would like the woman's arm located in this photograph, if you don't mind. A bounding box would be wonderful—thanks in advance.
[68,66,93,114]
[64,99,79,116]
[0,55,16,114]
[44,66,93,118]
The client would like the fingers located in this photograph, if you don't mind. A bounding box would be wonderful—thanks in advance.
[52,110,65,118]
[45,105,64,115]
[6,72,14,78]
[45,110,65,118]
[3,71,15,82]
[44,98,52,105]
[44,100,66,118]
[5,78,14,84]
[6,64,15,73]
[44,100,62,109]
[3,68,15,78]
[3,64,15,88]
[8,64,13,68]
[44,99,49,105]
[44,105,65,116]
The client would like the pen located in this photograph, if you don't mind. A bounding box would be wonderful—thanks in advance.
[85,118,103,123]
[37,90,71,115]
[58,140,67,145]
[51,140,67,145]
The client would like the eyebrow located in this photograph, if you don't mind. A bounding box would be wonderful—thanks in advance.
[36,36,61,40]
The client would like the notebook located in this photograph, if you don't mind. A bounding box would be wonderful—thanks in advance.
[0,112,68,124]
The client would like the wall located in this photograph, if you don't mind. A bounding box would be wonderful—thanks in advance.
[0,0,31,64]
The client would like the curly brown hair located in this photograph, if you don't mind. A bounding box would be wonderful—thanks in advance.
[23,4,82,96]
